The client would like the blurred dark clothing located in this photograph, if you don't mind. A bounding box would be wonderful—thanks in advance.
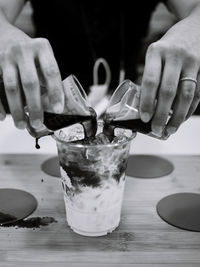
[30,0,166,91]
[1,0,199,114]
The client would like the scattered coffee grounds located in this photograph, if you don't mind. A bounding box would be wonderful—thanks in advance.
[1,216,57,229]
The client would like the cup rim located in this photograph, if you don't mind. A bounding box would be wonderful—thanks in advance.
[52,122,136,148]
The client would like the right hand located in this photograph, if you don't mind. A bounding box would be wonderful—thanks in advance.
[0,32,64,129]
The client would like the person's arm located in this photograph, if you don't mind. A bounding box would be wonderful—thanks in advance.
[139,0,200,137]
[0,0,26,22]
[165,0,200,19]
[0,0,64,129]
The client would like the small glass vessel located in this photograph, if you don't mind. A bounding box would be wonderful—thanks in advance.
[103,80,169,140]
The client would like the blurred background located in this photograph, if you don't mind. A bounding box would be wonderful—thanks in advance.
[13,1,200,114]
[1,1,199,155]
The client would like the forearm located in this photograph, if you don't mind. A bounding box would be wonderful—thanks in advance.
[161,2,200,47]
[0,0,28,41]
[0,7,12,28]
[0,7,30,48]
[185,3,200,25]
[166,0,200,20]
[0,0,25,24]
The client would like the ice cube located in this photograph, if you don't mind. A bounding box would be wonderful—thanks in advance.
[91,133,111,145]
[111,135,129,144]
[57,124,85,142]
[80,133,111,145]
[58,130,67,141]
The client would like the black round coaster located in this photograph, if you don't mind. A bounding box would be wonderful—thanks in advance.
[157,193,200,232]
[0,188,37,225]
[126,155,174,178]
[41,156,60,177]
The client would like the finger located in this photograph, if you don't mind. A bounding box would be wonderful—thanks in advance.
[185,73,200,119]
[36,43,64,113]
[151,58,182,136]
[0,69,6,120]
[140,43,162,122]
[166,71,198,134]
[0,98,6,121]
[18,55,43,129]
[3,64,26,129]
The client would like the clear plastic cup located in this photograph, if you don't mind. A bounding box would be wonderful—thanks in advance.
[53,122,135,236]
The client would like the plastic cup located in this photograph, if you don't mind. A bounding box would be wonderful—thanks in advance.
[53,122,135,236]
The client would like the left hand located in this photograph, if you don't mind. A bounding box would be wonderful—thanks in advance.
[139,18,200,137]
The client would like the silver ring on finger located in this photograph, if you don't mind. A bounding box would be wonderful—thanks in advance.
[180,77,197,86]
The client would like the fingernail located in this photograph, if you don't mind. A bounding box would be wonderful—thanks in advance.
[152,126,163,135]
[162,128,170,140]
[32,119,43,129]
[0,113,5,121]
[16,121,26,129]
[53,103,64,113]
[167,126,177,135]
[141,112,151,122]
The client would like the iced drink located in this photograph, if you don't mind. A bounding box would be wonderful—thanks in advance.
[53,122,135,236]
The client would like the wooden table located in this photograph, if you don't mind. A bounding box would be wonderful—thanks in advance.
[0,153,200,267]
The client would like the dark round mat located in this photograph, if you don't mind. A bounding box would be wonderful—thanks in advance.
[157,193,200,232]
[0,188,38,225]
[126,155,174,178]
[41,156,60,177]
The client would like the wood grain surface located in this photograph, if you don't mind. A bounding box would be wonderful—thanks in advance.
[0,154,200,267]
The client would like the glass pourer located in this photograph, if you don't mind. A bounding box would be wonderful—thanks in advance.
[26,75,97,146]
[103,79,170,140]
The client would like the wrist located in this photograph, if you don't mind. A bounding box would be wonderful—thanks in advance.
[186,3,200,24]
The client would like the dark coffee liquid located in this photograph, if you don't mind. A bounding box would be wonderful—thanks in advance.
[43,107,96,132]
[112,119,152,134]
[103,119,152,139]
[35,107,97,149]
[43,112,88,131]
[43,107,97,137]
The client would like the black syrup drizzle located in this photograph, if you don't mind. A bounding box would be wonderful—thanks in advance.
[35,132,54,150]
[35,138,40,149]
